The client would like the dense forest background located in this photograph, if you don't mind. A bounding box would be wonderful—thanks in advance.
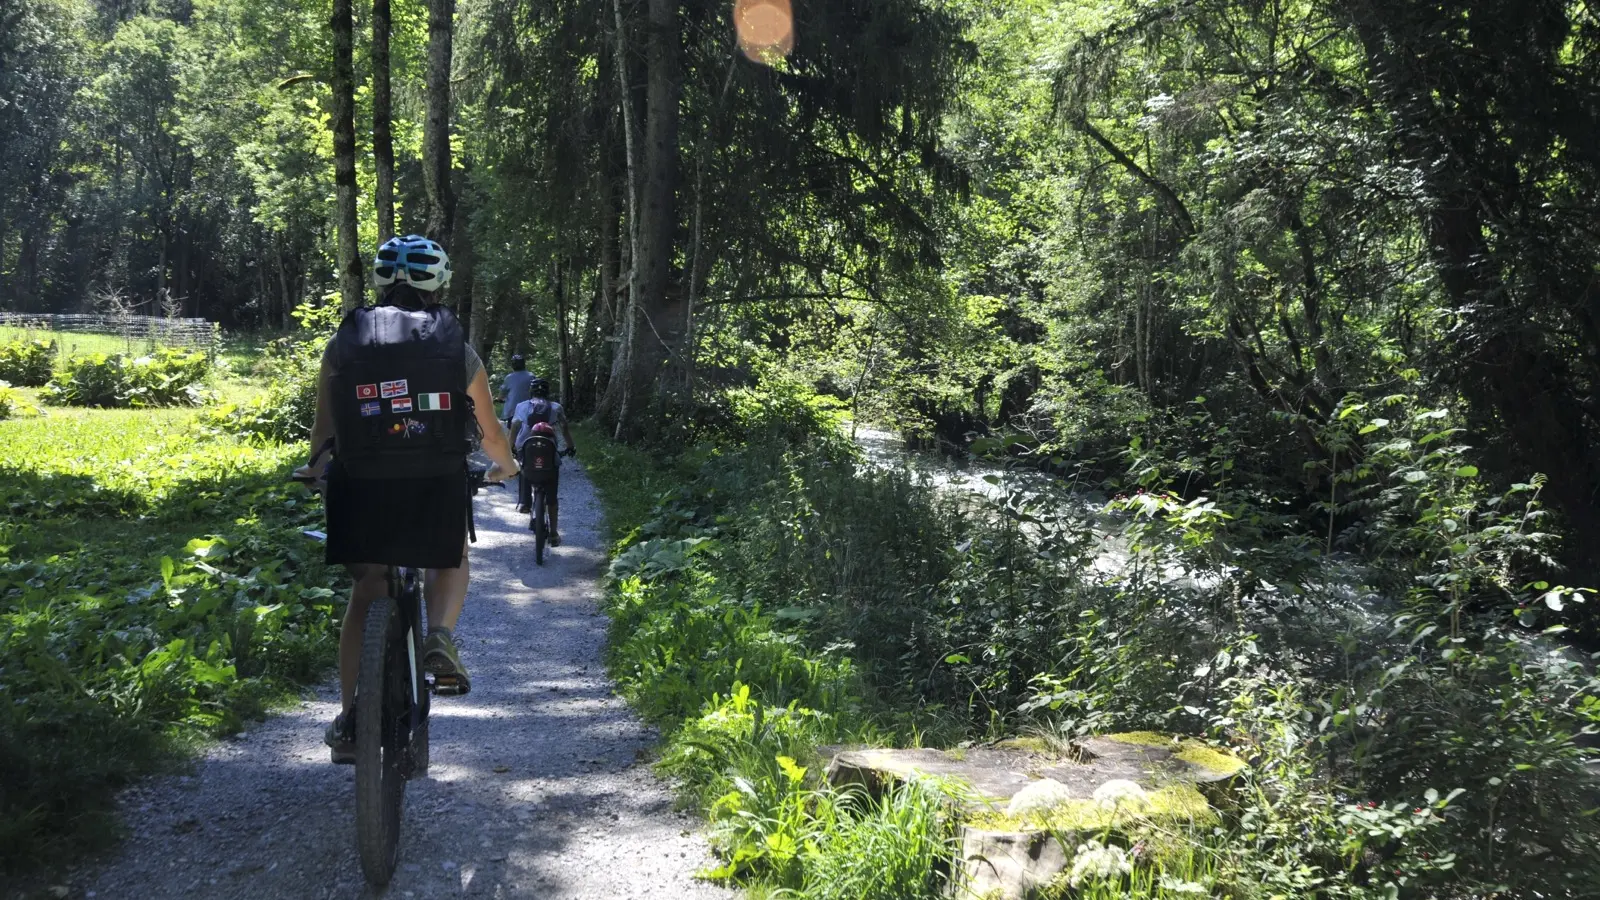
[9,0,1600,894]
[6,0,1600,581]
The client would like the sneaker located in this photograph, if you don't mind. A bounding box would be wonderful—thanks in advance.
[516,503,529,514]
[549,531,562,547]
[423,631,470,694]
[325,712,355,765]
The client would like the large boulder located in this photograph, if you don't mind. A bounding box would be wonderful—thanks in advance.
[822,733,1245,900]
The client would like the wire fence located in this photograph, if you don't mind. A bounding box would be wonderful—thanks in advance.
[0,312,219,349]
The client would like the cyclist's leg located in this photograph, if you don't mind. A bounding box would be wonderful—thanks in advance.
[340,564,389,714]
[328,563,387,759]
[422,539,471,687]
[516,442,533,512]
[547,468,561,545]
[423,539,469,632]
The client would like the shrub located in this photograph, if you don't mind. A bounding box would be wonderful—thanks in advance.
[201,301,336,443]
[0,382,19,421]
[0,339,57,386]
[40,348,211,408]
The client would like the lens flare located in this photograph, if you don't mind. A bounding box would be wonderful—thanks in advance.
[734,0,794,64]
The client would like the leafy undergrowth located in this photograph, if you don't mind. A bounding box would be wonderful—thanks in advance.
[586,394,1600,898]
[0,403,340,872]
[41,348,211,408]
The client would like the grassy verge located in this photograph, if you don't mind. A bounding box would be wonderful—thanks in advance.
[569,421,679,548]
[0,400,339,872]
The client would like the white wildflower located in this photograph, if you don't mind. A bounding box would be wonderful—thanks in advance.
[1092,778,1150,811]
[1068,839,1132,887]
[1006,778,1075,818]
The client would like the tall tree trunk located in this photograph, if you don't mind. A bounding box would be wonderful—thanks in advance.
[556,262,572,404]
[1347,0,1600,564]
[276,243,294,330]
[422,0,455,245]
[331,0,363,312]
[450,197,475,330]
[598,0,682,436]
[634,0,684,403]
[596,0,644,432]
[469,272,493,355]
[373,0,396,243]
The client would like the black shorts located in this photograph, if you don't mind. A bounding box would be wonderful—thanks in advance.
[325,463,470,569]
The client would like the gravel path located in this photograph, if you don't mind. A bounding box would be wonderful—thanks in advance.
[62,463,733,900]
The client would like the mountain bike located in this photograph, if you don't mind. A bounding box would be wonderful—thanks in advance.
[522,441,574,566]
[295,462,496,886]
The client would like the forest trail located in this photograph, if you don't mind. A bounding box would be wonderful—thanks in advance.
[64,463,732,900]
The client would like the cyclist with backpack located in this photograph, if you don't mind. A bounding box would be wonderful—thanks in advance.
[509,378,576,544]
[296,234,520,763]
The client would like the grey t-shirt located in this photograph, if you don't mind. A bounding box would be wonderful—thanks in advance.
[500,370,535,417]
[512,398,568,452]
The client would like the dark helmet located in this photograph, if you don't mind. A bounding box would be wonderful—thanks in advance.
[511,354,526,371]
[529,377,550,398]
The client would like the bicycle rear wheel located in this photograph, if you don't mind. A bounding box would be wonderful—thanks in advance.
[533,487,547,566]
[355,595,406,886]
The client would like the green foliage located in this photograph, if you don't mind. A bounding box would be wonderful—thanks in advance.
[0,382,24,421]
[0,397,340,870]
[720,373,851,454]
[40,348,211,408]
[800,781,954,900]
[0,339,58,386]
[588,395,1600,897]
[200,302,338,443]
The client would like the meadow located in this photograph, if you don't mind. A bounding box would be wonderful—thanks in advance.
[0,330,340,871]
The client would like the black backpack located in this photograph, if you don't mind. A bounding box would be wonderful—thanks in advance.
[519,398,559,485]
[329,304,471,480]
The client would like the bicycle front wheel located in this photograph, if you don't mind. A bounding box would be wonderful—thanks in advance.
[355,595,406,886]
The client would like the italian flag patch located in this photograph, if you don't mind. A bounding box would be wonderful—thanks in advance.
[416,392,452,411]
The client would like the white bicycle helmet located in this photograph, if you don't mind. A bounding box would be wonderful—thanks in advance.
[372,234,452,291]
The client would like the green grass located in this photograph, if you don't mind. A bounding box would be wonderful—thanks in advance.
[571,420,678,548]
[0,325,175,360]
[1,325,279,404]
[0,383,340,873]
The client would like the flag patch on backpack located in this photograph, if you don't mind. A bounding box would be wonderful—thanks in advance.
[359,400,381,417]
[391,397,413,413]
[416,392,451,411]
[380,379,409,398]
[357,384,379,399]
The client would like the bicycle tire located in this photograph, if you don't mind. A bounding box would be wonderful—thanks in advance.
[355,595,405,886]
[533,487,547,566]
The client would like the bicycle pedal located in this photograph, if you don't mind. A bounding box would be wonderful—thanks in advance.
[430,674,470,696]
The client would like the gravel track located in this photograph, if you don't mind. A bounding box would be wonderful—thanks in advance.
[58,463,732,900]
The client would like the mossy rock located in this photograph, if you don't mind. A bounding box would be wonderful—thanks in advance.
[822,734,1246,900]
